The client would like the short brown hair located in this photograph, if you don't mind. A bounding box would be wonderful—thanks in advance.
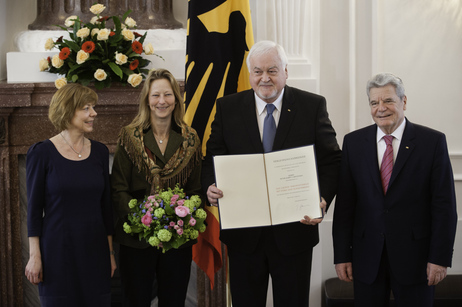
[128,68,185,130]
[48,83,98,131]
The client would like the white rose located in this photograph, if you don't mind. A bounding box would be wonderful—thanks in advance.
[44,38,55,51]
[90,16,100,25]
[91,28,100,37]
[51,54,64,68]
[124,17,137,28]
[97,28,110,41]
[39,58,49,71]
[76,50,89,64]
[128,73,143,87]
[76,27,90,39]
[144,43,154,55]
[122,28,134,41]
[90,4,106,15]
[115,52,128,65]
[64,15,78,27]
[94,69,107,81]
[54,77,67,89]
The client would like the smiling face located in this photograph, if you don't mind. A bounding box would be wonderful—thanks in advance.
[69,103,97,133]
[249,49,288,103]
[148,78,176,122]
[369,84,407,134]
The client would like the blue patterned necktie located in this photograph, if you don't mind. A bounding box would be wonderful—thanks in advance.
[262,104,276,153]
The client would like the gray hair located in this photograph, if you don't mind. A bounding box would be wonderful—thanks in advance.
[366,73,406,100]
[246,40,288,71]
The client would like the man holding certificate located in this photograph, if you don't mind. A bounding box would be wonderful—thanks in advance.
[202,40,341,306]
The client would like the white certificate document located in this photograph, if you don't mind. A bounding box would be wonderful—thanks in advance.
[213,145,321,229]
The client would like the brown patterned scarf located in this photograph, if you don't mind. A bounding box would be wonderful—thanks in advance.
[118,125,202,194]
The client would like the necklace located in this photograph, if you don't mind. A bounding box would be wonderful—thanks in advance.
[154,133,169,144]
[60,133,84,158]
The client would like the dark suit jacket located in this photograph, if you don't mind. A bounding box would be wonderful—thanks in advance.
[202,86,341,255]
[333,119,457,285]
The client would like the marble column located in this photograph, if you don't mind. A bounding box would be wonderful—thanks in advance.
[28,0,182,30]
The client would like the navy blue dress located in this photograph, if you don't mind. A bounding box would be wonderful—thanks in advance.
[26,139,114,307]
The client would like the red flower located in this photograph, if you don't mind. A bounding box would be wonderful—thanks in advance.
[56,36,63,43]
[82,41,96,53]
[131,41,143,54]
[59,47,71,60]
[129,59,139,70]
[47,56,51,64]
[97,16,109,22]
[134,32,142,38]
[109,31,115,36]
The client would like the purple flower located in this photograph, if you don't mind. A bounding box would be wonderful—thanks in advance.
[164,226,169,229]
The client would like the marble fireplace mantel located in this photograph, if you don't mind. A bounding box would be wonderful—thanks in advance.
[0,80,182,305]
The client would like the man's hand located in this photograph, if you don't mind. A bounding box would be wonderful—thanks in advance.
[427,263,447,286]
[207,183,223,206]
[300,197,327,225]
[335,262,353,282]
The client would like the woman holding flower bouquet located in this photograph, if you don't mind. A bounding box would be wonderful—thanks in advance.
[25,83,116,306]
[111,68,203,307]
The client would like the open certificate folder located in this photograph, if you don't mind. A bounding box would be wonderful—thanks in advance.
[213,145,321,229]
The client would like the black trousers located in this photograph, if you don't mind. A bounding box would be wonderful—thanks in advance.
[118,244,192,307]
[353,246,435,307]
[227,228,313,307]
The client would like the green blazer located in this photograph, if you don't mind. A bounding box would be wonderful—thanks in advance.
[111,126,203,249]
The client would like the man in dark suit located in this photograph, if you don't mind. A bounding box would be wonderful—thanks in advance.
[202,40,341,306]
[333,73,457,307]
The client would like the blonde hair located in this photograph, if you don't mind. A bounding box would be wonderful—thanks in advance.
[48,83,98,131]
[128,69,186,130]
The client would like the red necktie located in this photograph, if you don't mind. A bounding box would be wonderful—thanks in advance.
[381,135,394,194]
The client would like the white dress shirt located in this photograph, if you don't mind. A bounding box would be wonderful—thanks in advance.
[255,88,284,140]
[376,118,406,169]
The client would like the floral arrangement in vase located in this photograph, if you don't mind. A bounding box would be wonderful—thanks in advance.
[123,185,207,253]
[39,3,160,89]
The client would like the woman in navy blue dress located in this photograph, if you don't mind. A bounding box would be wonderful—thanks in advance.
[25,83,116,306]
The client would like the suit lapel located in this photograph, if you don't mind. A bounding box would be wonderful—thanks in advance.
[273,86,295,151]
[364,125,383,194]
[241,90,264,153]
[388,119,415,190]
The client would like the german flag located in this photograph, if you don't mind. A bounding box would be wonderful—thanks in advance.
[185,0,254,290]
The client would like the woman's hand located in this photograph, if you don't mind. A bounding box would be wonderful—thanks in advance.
[25,237,43,285]
[25,256,43,285]
[110,254,117,277]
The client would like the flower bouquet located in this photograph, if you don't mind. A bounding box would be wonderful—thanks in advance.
[39,3,160,89]
[123,185,206,253]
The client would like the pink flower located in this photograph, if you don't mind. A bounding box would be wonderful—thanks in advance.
[177,220,184,227]
[141,213,152,226]
[170,194,180,205]
[169,221,176,227]
[144,203,151,209]
[174,225,180,230]
[177,199,185,206]
[189,217,196,226]
[177,228,184,235]
[175,206,190,218]
[147,195,156,202]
